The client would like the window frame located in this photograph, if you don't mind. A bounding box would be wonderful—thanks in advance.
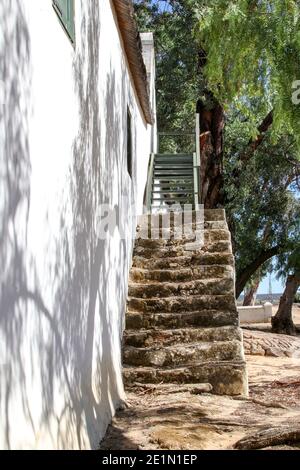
[52,0,76,46]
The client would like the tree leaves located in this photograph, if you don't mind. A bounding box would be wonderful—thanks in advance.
[134,0,300,290]
[196,0,300,147]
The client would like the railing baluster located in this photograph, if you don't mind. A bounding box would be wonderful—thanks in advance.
[146,153,155,213]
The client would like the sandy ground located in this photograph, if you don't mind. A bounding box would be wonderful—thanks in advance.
[100,305,300,451]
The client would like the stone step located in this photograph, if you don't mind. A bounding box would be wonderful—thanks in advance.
[136,220,228,236]
[129,265,234,283]
[123,339,243,368]
[124,325,242,348]
[128,278,234,299]
[126,309,238,330]
[133,241,232,259]
[123,360,248,396]
[127,294,236,314]
[132,253,235,270]
[135,230,230,248]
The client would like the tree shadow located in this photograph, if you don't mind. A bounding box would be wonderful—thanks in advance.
[0,0,135,449]
[0,0,32,451]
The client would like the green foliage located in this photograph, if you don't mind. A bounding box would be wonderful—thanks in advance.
[134,0,204,136]
[196,0,300,147]
[276,245,300,279]
[134,1,300,287]
[225,108,300,278]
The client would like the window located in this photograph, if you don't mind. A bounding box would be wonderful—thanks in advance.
[127,108,133,178]
[53,0,75,44]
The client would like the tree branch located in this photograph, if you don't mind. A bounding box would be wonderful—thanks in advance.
[240,110,273,161]
[236,245,281,298]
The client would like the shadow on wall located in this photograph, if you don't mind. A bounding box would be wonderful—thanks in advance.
[0,0,32,450]
[0,0,130,449]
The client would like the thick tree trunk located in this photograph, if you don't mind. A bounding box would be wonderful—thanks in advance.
[234,425,300,450]
[197,105,273,209]
[243,279,260,306]
[197,95,225,209]
[271,274,300,336]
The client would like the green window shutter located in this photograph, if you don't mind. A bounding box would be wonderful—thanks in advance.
[53,0,75,44]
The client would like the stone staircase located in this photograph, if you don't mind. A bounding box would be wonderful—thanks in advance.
[123,209,248,396]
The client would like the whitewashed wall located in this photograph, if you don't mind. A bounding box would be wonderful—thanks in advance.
[0,0,155,449]
[141,32,157,155]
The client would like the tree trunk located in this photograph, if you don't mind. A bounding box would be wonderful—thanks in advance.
[271,274,300,336]
[243,279,260,306]
[196,104,272,209]
[197,95,225,209]
[234,425,300,450]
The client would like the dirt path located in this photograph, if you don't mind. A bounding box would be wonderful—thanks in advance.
[100,353,300,450]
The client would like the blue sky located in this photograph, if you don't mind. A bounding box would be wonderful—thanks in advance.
[151,0,173,12]
[258,274,285,295]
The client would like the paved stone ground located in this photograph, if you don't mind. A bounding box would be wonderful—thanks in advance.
[100,336,300,450]
[243,329,300,357]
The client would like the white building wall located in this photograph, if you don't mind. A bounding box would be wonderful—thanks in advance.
[141,32,157,155]
[0,0,155,449]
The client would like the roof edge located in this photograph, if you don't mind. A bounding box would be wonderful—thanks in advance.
[112,0,153,125]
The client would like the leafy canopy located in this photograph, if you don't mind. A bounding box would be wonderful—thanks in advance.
[134,0,204,135]
[196,0,300,146]
[134,1,300,290]
[224,105,300,275]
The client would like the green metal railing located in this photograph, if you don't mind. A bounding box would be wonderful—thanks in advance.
[145,114,201,211]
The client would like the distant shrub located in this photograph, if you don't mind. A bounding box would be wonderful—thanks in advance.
[294,292,300,303]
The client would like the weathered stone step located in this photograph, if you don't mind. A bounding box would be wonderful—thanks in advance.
[127,294,236,314]
[124,325,242,348]
[132,253,235,270]
[126,309,238,330]
[123,339,243,368]
[135,230,230,248]
[123,360,248,395]
[129,265,234,283]
[133,241,232,259]
[128,278,234,298]
[137,220,228,235]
